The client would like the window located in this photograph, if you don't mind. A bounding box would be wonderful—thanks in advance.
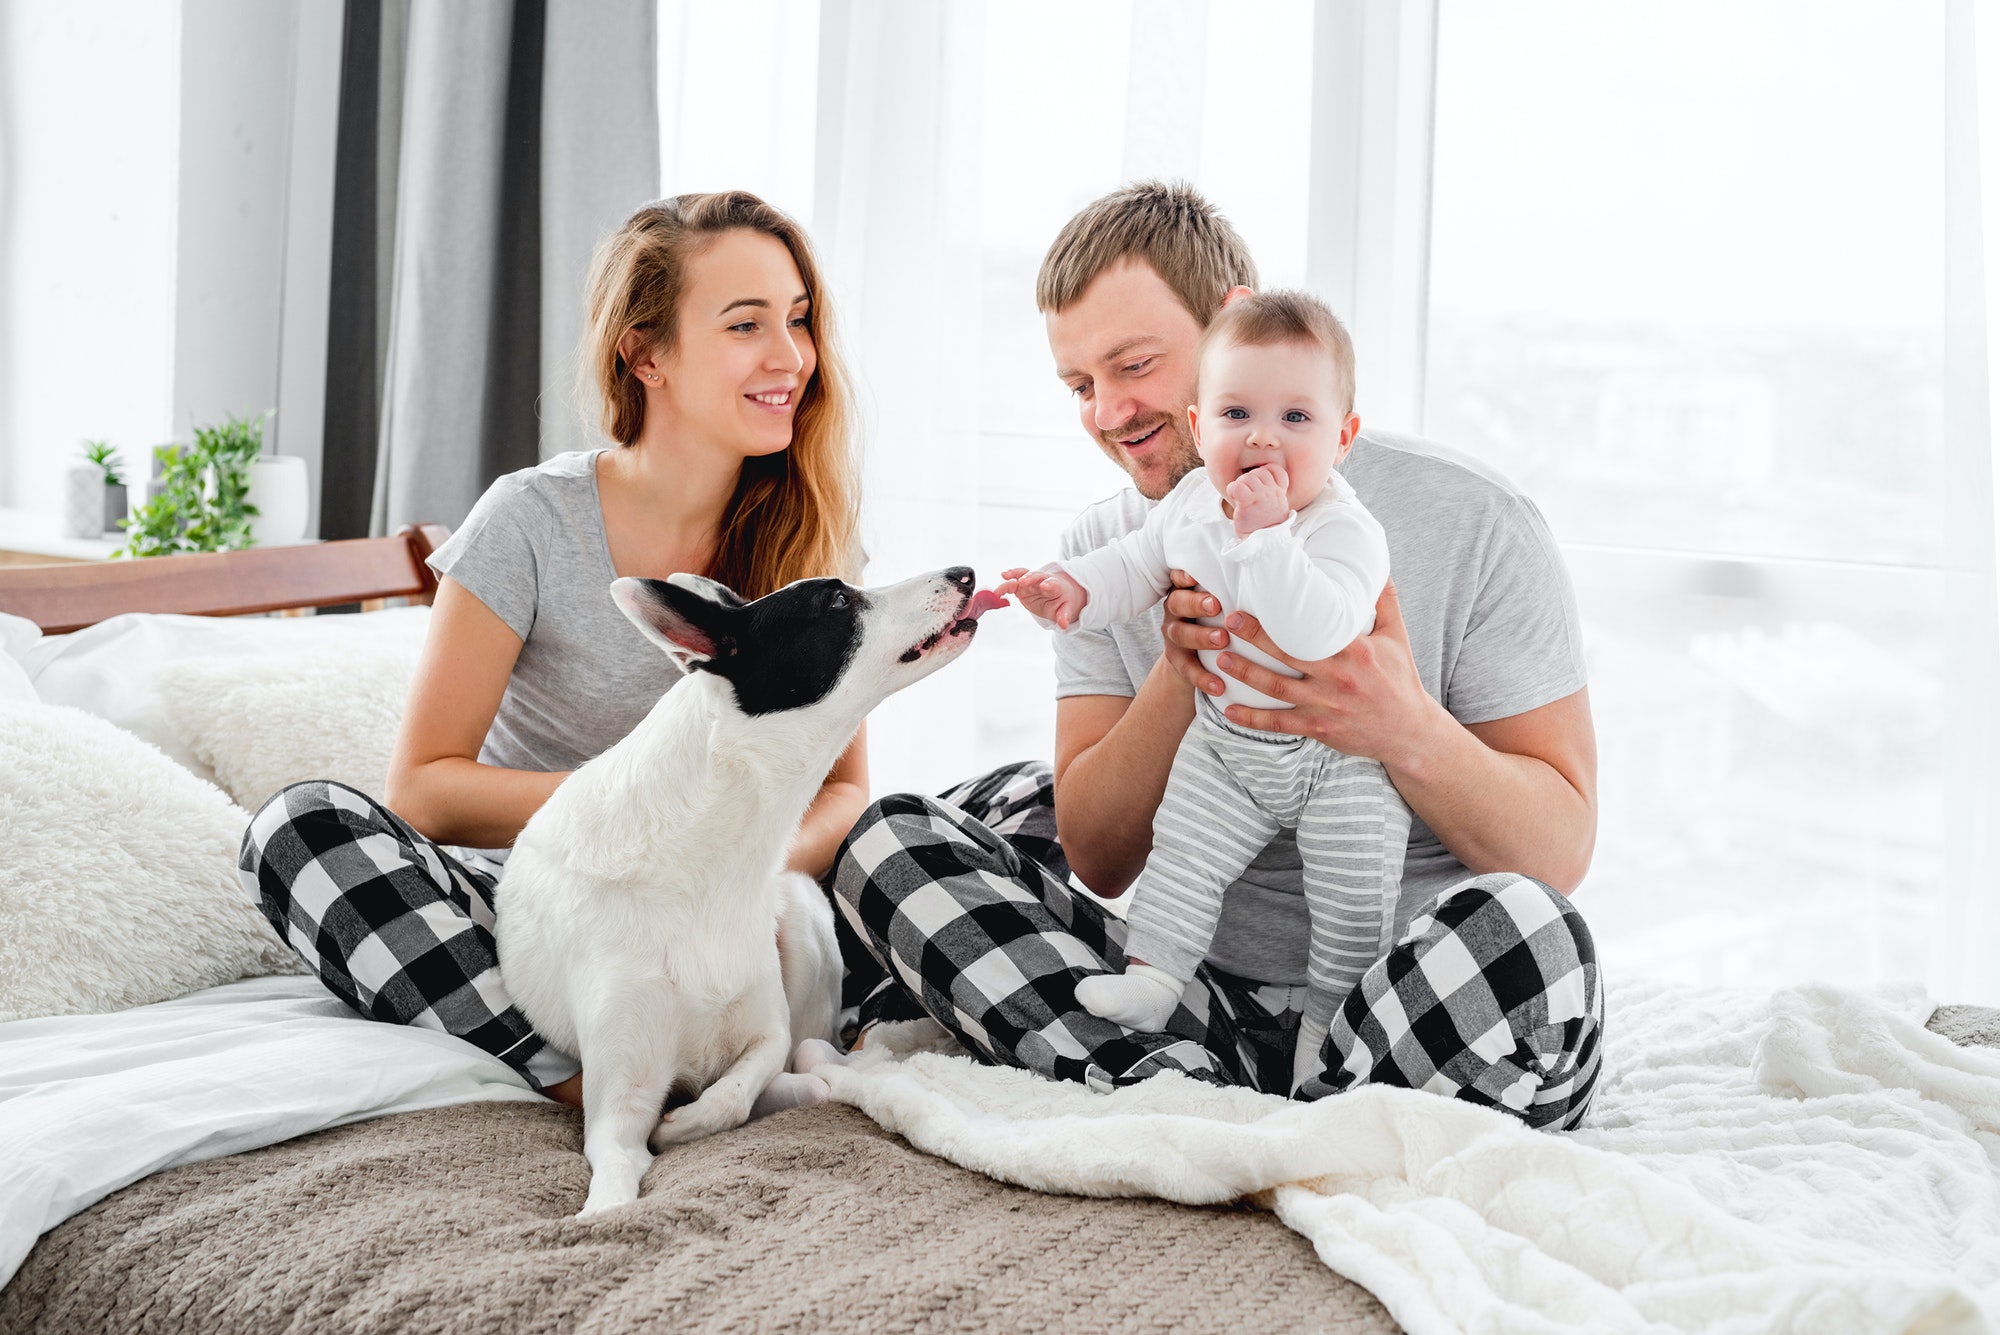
[1425,0,1975,988]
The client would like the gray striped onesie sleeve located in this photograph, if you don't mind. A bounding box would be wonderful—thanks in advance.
[1126,698,1412,1035]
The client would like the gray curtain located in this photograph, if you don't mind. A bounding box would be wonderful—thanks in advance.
[318,0,658,538]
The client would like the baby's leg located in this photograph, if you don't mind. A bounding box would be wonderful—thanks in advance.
[1078,721,1279,1032]
[1292,755,1412,1095]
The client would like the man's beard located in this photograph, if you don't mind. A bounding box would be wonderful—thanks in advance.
[1099,409,1202,501]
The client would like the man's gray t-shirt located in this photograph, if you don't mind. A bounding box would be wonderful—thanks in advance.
[1054,428,1586,985]
[425,449,683,785]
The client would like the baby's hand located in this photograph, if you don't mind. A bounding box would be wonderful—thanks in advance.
[1226,463,1291,536]
[997,565,1089,630]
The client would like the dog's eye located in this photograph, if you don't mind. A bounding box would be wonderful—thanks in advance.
[830,592,849,609]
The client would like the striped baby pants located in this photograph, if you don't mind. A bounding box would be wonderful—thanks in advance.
[1127,698,1412,1049]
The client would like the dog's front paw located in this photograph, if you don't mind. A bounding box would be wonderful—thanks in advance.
[577,1179,640,1218]
[648,1083,754,1150]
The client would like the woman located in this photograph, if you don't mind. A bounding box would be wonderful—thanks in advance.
[239,192,865,1108]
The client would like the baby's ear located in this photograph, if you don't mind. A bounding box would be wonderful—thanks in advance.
[611,577,739,671]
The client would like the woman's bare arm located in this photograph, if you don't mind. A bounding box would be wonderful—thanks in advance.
[786,724,869,880]
[384,577,569,848]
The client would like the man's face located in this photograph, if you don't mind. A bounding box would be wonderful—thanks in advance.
[1045,259,1204,501]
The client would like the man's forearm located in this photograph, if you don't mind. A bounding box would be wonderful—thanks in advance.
[1054,659,1196,896]
[1384,698,1596,894]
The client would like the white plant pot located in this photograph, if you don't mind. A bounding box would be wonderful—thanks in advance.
[247,456,310,546]
[63,463,104,540]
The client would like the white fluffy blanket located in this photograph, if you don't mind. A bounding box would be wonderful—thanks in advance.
[821,980,2000,1334]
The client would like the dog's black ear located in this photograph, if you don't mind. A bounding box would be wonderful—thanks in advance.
[611,576,740,671]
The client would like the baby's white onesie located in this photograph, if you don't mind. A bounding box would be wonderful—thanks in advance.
[1054,467,1411,1092]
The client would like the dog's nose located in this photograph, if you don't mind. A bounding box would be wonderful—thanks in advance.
[944,567,975,589]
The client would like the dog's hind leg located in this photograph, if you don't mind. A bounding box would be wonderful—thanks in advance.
[775,872,842,1056]
[650,975,792,1149]
[577,1024,679,1217]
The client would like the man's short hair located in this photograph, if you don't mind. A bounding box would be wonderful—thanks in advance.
[1036,180,1259,326]
[1197,289,1357,416]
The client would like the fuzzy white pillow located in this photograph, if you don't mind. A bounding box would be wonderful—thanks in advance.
[0,702,302,1023]
[157,650,416,813]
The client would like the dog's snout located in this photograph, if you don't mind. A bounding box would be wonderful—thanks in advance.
[944,567,975,590]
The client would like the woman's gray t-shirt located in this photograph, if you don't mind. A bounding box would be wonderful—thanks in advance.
[425,449,683,782]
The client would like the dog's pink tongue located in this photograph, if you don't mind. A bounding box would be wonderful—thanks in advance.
[965,589,1010,620]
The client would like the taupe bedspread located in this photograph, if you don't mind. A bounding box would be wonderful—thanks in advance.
[0,1100,1396,1334]
[12,1004,1995,1335]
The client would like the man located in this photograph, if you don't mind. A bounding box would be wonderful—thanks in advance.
[821,182,1602,1129]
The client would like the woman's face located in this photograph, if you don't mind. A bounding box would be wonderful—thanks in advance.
[655,229,817,459]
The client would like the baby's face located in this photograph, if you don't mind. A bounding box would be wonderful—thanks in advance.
[1190,339,1358,513]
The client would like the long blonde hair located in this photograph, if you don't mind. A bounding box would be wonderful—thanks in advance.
[580,192,861,596]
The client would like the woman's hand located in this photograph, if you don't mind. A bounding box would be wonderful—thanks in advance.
[1213,580,1448,771]
[997,565,1090,630]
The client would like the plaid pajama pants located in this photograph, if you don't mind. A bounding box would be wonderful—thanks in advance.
[238,781,581,1091]
[830,760,1604,1130]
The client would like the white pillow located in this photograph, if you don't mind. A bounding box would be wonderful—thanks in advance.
[0,653,34,706]
[0,610,40,662]
[0,701,303,1023]
[158,649,416,812]
[23,607,429,783]
[0,612,39,705]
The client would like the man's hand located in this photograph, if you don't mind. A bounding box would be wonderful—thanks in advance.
[1160,569,1228,697]
[1214,580,1444,771]
[998,565,1090,630]
[1211,578,1599,891]
[1225,462,1290,536]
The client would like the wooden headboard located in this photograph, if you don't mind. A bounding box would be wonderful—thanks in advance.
[0,524,451,634]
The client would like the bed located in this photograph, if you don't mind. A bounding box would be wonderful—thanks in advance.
[3,537,1999,1335]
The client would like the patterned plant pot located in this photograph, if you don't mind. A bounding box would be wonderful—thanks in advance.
[63,463,103,540]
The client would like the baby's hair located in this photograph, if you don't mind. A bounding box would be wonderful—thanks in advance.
[1195,290,1357,417]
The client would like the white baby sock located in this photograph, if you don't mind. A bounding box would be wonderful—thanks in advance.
[1076,963,1184,1031]
[748,1071,830,1120]
[791,1037,849,1074]
[1291,1015,1331,1097]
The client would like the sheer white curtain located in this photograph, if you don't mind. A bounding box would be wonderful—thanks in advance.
[811,0,988,793]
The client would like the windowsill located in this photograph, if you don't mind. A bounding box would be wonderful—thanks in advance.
[0,507,126,562]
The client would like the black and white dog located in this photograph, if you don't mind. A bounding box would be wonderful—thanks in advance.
[497,566,1003,1216]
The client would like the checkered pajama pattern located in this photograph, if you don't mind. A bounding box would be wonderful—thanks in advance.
[829,761,1603,1129]
[238,781,580,1091]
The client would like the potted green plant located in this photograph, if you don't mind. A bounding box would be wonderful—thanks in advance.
[116,414,267,557]
[64,440,123,540]
[84,441,127,535]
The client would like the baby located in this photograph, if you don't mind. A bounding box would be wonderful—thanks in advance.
[1003,290,1410,1095]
